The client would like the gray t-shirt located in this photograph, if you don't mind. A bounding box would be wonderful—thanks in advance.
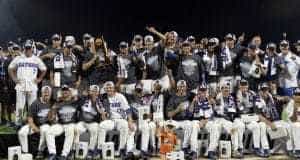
[176,55,204,90]
[166,93,190,121]
[56,100,78,124]
[28,98,52,126]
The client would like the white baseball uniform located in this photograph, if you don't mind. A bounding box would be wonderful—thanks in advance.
[97,93,129,152]
[8,54,46,125]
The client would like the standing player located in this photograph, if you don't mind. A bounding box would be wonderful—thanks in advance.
[96,81,132,159]
[8,40,47,126]
[18,86,53,159]
[45,85,78,160]
[74,85,107,160]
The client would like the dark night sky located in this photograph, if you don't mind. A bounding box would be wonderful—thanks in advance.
[1,0,300,47]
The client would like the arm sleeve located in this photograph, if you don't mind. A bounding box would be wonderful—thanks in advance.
[8,57,18,69]
[37,57,47,71]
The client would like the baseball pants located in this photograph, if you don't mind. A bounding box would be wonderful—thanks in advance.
[98,119,129,152]
[74,122,98,151]
[15,90,37,125]
[291,122,300,151]
[213,118,241,151]
[127,120,156,152]
[190,120,219,152]
[266,120,293,151]
[45,123,75,157]
[166,120,192,149]
[18,124,50,153]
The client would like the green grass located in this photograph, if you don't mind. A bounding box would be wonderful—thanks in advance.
[0,125,16,134]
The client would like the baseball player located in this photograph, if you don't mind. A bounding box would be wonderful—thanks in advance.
[18,86,52,159]
[45,85,78,160]
[285,89,300,157]
[189,85,219,159]
[125,82,156,159]
[73,85,107,160]
[8,40,47,126]
[115,41,145,94]
[96,81,131,159]
[165,80,193,154]
[214,82,243,158]
[236,80,269,157]
[256,83,293,158]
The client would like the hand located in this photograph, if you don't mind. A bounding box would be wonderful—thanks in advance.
[47,53,56,59]
[146,26,156,33]
[128,122,135,131]
[74,80,81,89]
[238,33,245,42]
[230,128,237,134]
[199,120,207,128]
[270,123,277,131]
[33,127,40,133]
[34,78,42,84]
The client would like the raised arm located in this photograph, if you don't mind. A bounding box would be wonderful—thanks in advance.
[146,26,166,40]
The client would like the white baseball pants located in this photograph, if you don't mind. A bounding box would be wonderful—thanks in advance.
[74,122,98,151]
[15,90,37,125]
[190,120,219,152]
[18,124,50,153]
[45,123,75,157]
[98,119,129,151]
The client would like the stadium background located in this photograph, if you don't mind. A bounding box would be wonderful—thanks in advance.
[0,0,300,47]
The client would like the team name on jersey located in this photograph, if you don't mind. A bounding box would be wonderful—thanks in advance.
[17,62,38,68]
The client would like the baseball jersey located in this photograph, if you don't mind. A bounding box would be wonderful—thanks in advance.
[56,100,78,124]
[107,93,130,119]
[236,90,260,114]
[28,98,52,126]
[78,97,104,123]
[215,93,237,121]
[278,52,300,88]
[191,97,214,120]
[8,54,46,91]
[259,94,281,121]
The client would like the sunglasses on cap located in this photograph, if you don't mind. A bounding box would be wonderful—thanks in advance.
[135,38,142,42]
[280,44,289,48]
[198,88,207,92]
[52,37,60,41]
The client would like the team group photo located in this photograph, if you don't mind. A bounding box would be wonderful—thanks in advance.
[0,0,300,160]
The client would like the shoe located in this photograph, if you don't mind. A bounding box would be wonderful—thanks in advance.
[287,150,293,157]
[182,147,190,154]
[190,151,197,160]
[263,149,270,157]
[48,154,57,160]
[36,151,44,159]
[294,150,300,158]
[253,148,264,157]
[126,151,134,160]
[232,150,242,158]
[208,151,217,160]
[67,150,75,160]
[59,155,67,160]
[86,150,93,160]
[140,150,150,160]
[93,149,102,159]
[120,149,127,160]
